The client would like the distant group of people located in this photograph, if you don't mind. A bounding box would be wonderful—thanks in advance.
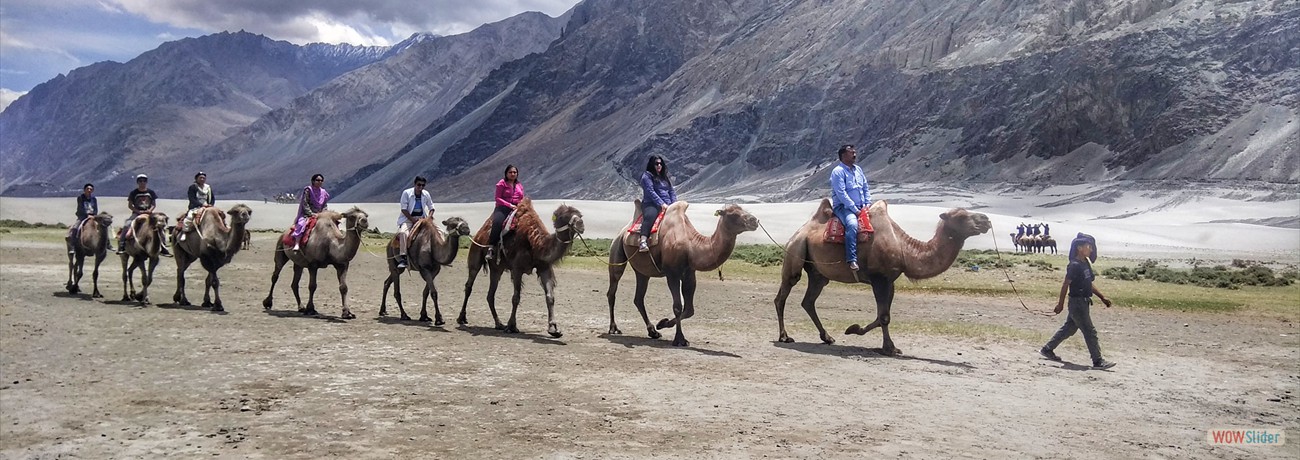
[74,144,1115,370]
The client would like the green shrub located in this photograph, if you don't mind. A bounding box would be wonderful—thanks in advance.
[731,244,785,267]
[1105,260,1290,289]
[0,219,65,229]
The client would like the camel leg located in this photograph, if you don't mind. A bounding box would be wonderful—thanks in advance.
[121,254,133,302]
[801,272,836,344]
[174,254,193,306]
[337,264,355,320]
[207,270,224,312]
[680,269,696,319]
[605,240,628,335]
[484,265,506,330]
[457,248,482,325]
[263,243,289,310]
[844,274,900,355]
[427,281,446,327]
[139,256,158,305]
[539,267,562,338]
[292,266,308,314]
[65,245,80,294]
[90,253,104,298]
[417,269,435,323]
[632,272,660,339]
[654,272,689,345]
[503,270,524,334]
[774,268,800,343]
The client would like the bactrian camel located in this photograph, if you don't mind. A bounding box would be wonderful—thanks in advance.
[172,204,253,311]
[66,212,114,298]
[774,200,991,354]
[120,212,170,305]
[380,216,471,323]
[606,200,758,346]
[457,199,584,338]
[263,207,369,319]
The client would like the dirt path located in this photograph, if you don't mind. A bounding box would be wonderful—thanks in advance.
[2,240,1297,459]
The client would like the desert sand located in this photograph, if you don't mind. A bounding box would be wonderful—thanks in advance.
[1,182,1297,458]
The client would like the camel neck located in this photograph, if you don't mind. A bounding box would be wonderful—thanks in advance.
[901,226,966,280]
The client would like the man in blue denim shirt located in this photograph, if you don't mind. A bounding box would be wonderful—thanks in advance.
[829,144,872,273]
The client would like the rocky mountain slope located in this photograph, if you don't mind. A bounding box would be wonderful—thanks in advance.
[2,0,1295,202]
[353,0,1296,203]
[0,31,390,195]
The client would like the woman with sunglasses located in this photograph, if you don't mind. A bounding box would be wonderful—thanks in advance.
[290,174,330,251]
[485,165,524,261]
[637,155,677,252]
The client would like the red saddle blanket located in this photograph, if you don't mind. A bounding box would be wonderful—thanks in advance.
[626,211,665,234]
[282,217,319,246]
[825,207,875,244]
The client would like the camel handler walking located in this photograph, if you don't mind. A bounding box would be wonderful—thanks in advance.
[1039,233,1117,370]
[396,176,434,269]
[117,174,172,257]
[178,171,214,242]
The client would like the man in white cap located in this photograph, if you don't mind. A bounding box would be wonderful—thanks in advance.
[117,174,171,257]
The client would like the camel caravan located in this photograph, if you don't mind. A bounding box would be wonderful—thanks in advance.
[1011,222,1058,254]
[58,151,1006,356]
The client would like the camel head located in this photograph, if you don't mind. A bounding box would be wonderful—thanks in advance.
[341,207,370,233]
[442,216,472,238]
[939,208,992,239]
[714,204,759,235]
[227,204,253,226]
[147,212,170,232]
[552,204,585,236]
[94,212,114,228]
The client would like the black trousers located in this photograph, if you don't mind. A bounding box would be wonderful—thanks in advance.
[488,205,513,245]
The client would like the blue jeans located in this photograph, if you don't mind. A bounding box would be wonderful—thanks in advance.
[833,205,860,265]
[1045,296,1105,364]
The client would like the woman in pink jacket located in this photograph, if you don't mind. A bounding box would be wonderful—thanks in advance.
[486,165,524,261]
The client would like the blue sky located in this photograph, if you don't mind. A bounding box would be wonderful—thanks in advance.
[0,0,579,110]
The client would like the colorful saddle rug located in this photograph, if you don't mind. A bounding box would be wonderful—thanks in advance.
[281,216,319,246]
[825,207,875,244]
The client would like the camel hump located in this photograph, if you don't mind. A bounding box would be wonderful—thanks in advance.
[666,201,689,214]
[871,200,887,212]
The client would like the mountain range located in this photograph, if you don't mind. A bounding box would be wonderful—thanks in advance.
[2,0,1296,203]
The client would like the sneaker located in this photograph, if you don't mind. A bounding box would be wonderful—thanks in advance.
[291,243,300,252]
[1039,347,1062,362]
[638,238,649,253]
[396,256,407,269]
[116,246,126,255]
[179,233,187,242]
[484,248,494,261]
[848,261,860,271]
[1092,360,1117,370]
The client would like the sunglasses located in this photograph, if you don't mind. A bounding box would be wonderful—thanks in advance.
[416,183,427,187]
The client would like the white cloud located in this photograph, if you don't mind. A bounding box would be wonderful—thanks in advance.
[0,88,27,112]
[109,0,579,44]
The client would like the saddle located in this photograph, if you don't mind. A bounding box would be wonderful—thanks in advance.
[622,212,665,249]
[824,207,875,244]
[281,216,320,246]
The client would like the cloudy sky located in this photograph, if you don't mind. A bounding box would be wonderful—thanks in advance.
[0,0,580,110]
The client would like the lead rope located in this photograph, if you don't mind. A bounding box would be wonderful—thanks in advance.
[990,224,1055,316]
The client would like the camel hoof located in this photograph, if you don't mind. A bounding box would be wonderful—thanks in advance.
[418,316,432,323]
[504,325,520,334]
[608,325,622,335]
[456,315,468,326]
[671,338,689,347]
[341,311,356,320]
[434,318,445,327]
[201,301,212,309]
[879,347,902,356]
[66,284,79,294]
[92,292,103,299]
[262,298,273,310]
[647,329,662,340]
[211,304,224,312]
[548,325,562,338]
[845,324,865,335]
[121,295,131,302]
[778,335,794,343]
[378,309,388,317]
[400,314,412,321]
[302,309,319,316]
[494,323,507,331]
[654,318,673,330]
[821,334,837,345]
